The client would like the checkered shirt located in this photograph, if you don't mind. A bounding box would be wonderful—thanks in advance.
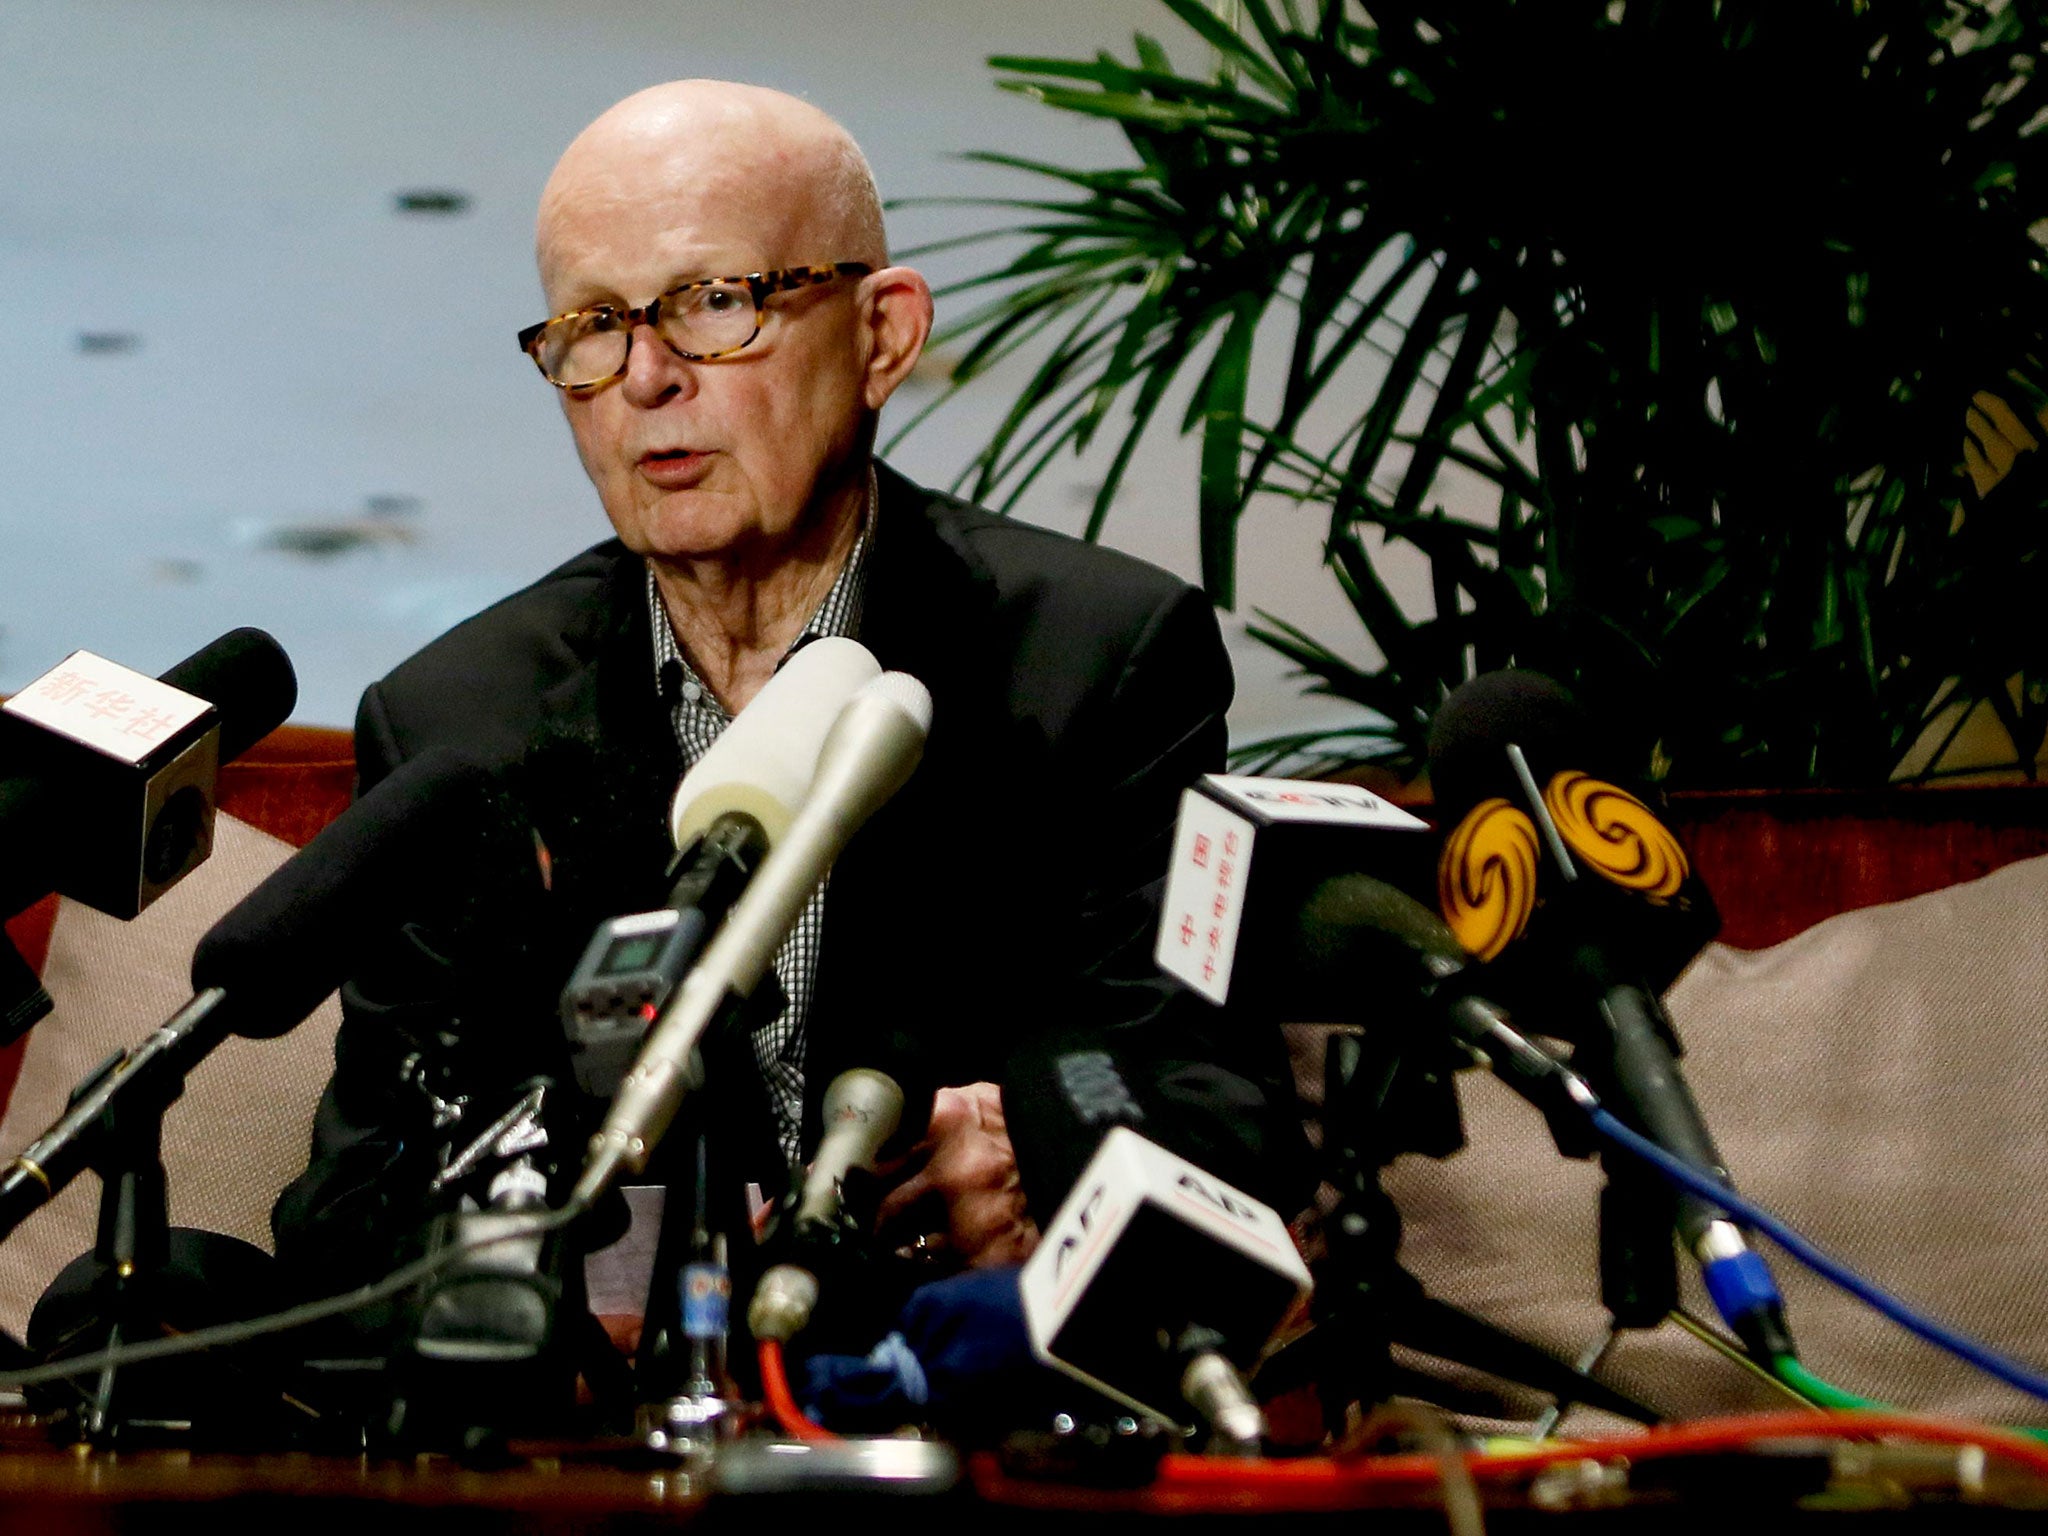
[645,478,874,1164]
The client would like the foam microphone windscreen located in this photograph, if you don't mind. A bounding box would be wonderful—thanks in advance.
[158,627,299,761]
[192,748,544,1038]
[1425,668,1597,821]
[1287,872,1466,992]
[1425,668,1715,1001]
[668,635,881,851]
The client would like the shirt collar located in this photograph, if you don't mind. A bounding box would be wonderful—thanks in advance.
[646,465,877,719]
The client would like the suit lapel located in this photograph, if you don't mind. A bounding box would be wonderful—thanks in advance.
[797,468,1018,1143]
[520,550,682,916]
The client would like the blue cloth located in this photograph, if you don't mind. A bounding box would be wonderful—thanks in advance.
[799,1266,1081,1435]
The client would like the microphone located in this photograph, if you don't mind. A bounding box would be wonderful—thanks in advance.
[749,1068,909,1347]
[559,813,771,1097]
[0,627,298,922]
[560,638,879,1094]
[796,1069,909,1238]
[668,636,882,850]
[1017,1119,1311,1452]
[193,747,543,1038]
[1291,873,1791,1346]
[574,671,933,1207]
[395,1079,579,1443]
[1427,669,1716,991]
[1135,771,1461,1190]
[1153,772,1431,1007]
[746,1018,942,1348]
[1426,670,1791,1360]
[0,749,542,1234]
[1287,873,1607,1143]
[1003,1041,1299,1452]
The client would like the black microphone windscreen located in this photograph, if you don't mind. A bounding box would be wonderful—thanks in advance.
[1427,669,1717,1000]
[1252,873,1468,1029]
[1295,873,1463,973]
[1004,1040,1148,1224]
[1425,669,1591,818]
[192,748,541,1038]
[159,628,299,761]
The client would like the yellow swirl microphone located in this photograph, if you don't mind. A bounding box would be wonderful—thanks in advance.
[1541,771,1688,900]
[1436,798,1540,961]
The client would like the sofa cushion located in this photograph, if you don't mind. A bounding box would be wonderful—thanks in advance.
[0,814,343,1340]
[0,721,353,1125]
[1381,852,2048,1429]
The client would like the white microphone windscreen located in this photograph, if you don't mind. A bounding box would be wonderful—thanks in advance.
[668,637,881,850]
[861,671,934,735]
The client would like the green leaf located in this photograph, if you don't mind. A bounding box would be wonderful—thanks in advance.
[997,82,1244,130]
[1227,725,1405,778]
[1077,263,1176,450]
[1156,0,1294,96]
[1236,0,1314,88]
[986,54,1146,87]
[1974,159,2018,192]
[1197,299,1262,606]
[917,0,2048,789]
[1445,346,1538,434]
[1085,357,1178,541]
[1328,260,1466,545]
[1387,293,1505,526]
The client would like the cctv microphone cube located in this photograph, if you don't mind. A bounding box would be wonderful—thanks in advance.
[1,650,220,919]
[1155,773,1432,1010]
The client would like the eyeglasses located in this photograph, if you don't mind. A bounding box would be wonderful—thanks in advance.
[517,261,873,389]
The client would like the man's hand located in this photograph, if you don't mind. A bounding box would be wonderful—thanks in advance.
[874,1082,1040,1270]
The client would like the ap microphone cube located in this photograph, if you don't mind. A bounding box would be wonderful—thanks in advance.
[1,650,221,919]
[1155,773,1431,1009]
[1020,1126,1311,1429]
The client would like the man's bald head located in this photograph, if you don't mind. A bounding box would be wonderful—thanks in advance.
[537,81,886,302]
[524,79,932,593]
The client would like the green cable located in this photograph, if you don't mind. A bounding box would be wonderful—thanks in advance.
[1772,1354,2048,1443]
[1773,1355,1874,1411]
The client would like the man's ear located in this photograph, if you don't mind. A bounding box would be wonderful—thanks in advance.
[858,266,936,412]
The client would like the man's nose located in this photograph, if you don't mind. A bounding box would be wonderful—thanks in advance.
[619,322,695,407]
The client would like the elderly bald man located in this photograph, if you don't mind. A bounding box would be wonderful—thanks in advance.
[273,83,1307,1357]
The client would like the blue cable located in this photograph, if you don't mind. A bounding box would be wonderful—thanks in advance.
[1588,1105,2048,1406]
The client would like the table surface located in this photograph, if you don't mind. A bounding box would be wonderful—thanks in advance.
[0,1431,2039,1536]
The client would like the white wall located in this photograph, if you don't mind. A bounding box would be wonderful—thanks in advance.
[0,0,1402,746]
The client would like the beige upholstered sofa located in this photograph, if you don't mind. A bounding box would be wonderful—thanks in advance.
[2,729,2044,1429]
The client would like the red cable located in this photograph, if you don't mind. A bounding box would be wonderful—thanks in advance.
[757,1338,840,1442]
[1143,1409,2048,1509]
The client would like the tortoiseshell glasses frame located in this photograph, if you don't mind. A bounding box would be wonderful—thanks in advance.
[517,261,874,389]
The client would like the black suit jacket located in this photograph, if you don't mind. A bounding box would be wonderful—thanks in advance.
[273,465,1308,1283]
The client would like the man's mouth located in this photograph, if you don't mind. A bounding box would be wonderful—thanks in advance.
[637,447,713,486]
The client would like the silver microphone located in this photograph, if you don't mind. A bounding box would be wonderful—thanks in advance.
[793,1068,906,1236]
[573,672,933,1206]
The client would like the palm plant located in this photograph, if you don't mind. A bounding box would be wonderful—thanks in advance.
[897,0,2048,787]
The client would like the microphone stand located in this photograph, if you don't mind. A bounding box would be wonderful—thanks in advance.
[1550,950,1705,1337]
[1299,1027,1661,1434]
[27,1032,260,1445]
[0,999,296,1447]
[72,1054,173,1443]
[1591,1107,1684,1333]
